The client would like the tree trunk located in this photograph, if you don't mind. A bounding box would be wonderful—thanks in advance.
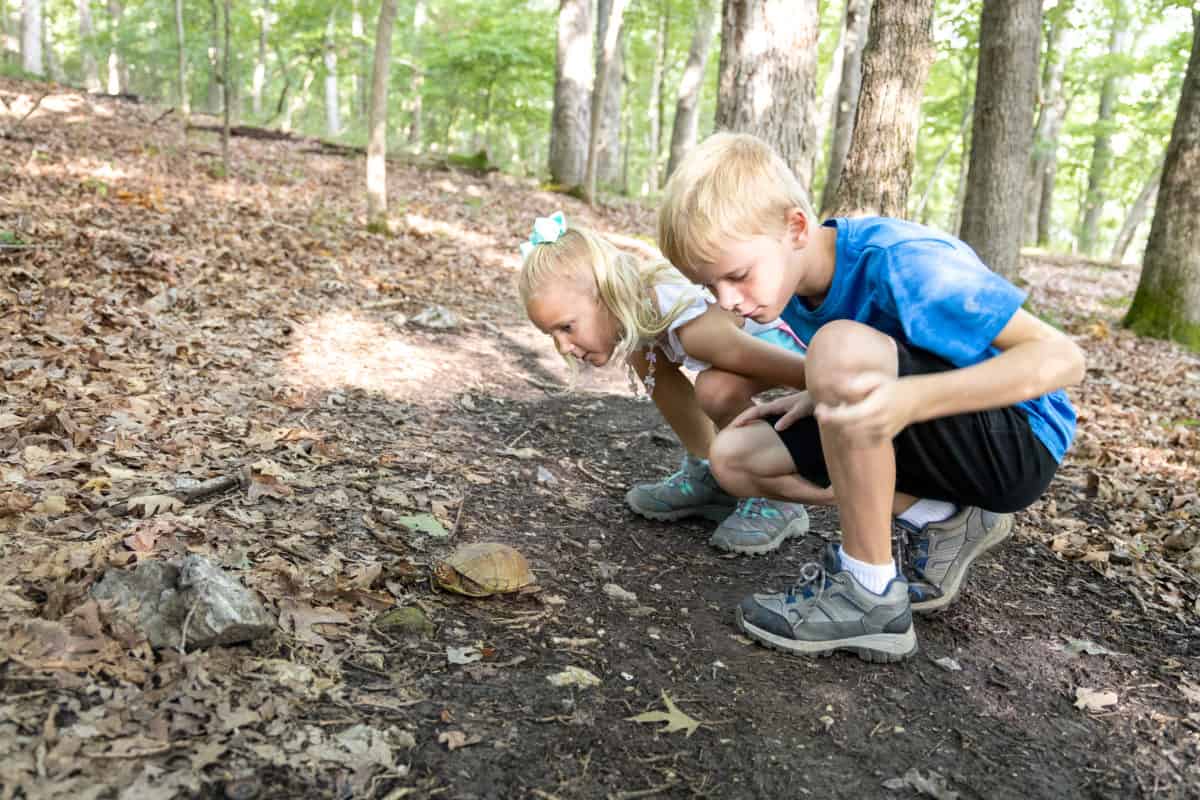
[646,2,668,193]
[107,0,125,95]
[959,0,1041,280]
[324,9,341,136]
[252,1,268,117]
[207,0,221,113]
[78,0,100,91]
[666,0,717,180]
[43,4,65,82]
[595,0,626,186]
[549,0,592,188]
[1110,160,1162,264]
[282,68,314,133]
[1037,92,1072,247]
[350,0,363,120]
[716,0,819,192]
[1023,16,1066,244]
[222,0,231,173]
[366,0,399,231]
[819,0,872,216]
[21,0,42,75]
[583,0,628,204]
[407,0,426,148]
[175,0,189,116]
[1078,16,1127,256]
[829,0,934,218]
[814,2,846,182]
[914,105,971,223]
[1124,13,1200,350]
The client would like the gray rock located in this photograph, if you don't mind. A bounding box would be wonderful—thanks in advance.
[92,555,274,650]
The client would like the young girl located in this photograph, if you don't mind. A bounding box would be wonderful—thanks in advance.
[518,211,821,555]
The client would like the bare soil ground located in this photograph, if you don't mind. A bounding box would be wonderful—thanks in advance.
[2,81,1198,800]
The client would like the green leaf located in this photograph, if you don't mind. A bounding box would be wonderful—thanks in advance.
[394,512,449,539]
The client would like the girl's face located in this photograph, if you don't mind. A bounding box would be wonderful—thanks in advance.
[526,278,620,367]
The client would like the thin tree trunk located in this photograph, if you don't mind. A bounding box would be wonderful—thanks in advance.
[646,2,667,193]
[253,1,268,117]
[21,0,43,75]
[351,0,363,120]
[367,0,399,231]
[914,105,971,223]
[207,0,221,112]
[1078,13,1127,255]
[549,0,592,188]
[814,0,847,184]
[819,0,872,216]
[43,4,65,82]
[594,0,626,186]
[1037,93,1073,246]
[222,0,231,174]
[282,68,314,133]
[1124,12,1200,350]
[106,0,124,94]
[175,0,189,116]
[1023,16,1066,244]
[829,0,934,218]
[715,0,819,191]
[407,0,426,148]
[324,9,340,136]
[666,0,717,180]
[1111,160,1162,263]
[78,0,100,91]
[583,0,628,204]
[959,0,1042,280]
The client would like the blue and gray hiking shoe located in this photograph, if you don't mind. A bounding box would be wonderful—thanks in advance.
[899,506,1014,613]
[709,497,809,555]
[735,544,917,662]
[625,454,737,523]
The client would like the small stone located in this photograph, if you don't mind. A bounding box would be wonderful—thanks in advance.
[374,606,435,638]
[603,583,638,604]
[933,656,962,672]
[587,539,602,553]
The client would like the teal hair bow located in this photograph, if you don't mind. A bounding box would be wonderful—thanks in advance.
[519,211,568,259]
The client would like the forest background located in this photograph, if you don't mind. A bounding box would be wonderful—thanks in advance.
[3,0,1194,266]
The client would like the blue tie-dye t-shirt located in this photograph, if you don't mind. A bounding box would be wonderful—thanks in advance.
[780,217,1076,462]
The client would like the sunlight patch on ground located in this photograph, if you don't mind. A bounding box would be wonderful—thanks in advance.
[23,156,138,185]
[281,310,442,401]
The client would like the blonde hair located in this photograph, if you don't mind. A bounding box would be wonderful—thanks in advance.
[658,131,816,275]
[518,226,694,368]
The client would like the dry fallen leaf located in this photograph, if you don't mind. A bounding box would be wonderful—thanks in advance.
[626,690,702,737]
[1074,687,1119,712]
[127,494,183,517]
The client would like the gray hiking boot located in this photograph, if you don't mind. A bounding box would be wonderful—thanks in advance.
[900,506,1014,613]
[625,454,737,523]
[735,544,917,663]
[709,497,809,555]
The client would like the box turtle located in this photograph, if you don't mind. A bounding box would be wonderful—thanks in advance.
[433,542,536,597]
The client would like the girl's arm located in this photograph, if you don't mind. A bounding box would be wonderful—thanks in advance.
[628,346,718,459]
[674,307,807,389]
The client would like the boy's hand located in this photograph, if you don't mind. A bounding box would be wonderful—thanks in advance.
[814,373,914,446]
[730,391,815,431]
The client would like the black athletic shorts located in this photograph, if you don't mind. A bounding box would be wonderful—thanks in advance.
[769,342,1059,514]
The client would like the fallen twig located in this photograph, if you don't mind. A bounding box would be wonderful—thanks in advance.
[105,473,245,517]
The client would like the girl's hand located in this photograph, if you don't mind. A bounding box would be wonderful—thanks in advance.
[730,391,816,431]
[814,373,913,446]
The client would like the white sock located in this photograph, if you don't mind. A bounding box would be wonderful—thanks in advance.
[837,546,898,596]
[897,498,957,530]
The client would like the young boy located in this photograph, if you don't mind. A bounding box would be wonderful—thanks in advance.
[657,132,1085,662]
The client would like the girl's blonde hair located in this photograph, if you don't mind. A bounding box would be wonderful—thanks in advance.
[518,225,695,368]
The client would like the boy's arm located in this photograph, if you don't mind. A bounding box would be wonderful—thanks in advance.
[818,309,1085,443]
[674,308,808,389]
[628,347,718,458]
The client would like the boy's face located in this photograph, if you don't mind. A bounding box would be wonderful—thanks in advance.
[526,278,620,367]
[692,231,797,323]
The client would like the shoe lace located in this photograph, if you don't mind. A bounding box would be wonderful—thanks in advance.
[735,497,766,518]
[785,560,829,618]
[895,524,942,599]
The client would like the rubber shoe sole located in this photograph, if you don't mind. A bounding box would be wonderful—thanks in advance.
[710,516,809,555]
[911,513,1014,614]
[735,606,917,663]
[625,489,735,524]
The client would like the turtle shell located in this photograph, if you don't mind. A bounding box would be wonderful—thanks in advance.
[434,542,535,597]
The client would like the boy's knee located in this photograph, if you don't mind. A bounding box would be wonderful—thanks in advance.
[806,321,897,403]
[695,369,755,427]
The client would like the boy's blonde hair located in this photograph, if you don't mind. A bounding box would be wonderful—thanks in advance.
[658,131,816,275]
[518,225,693,368]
